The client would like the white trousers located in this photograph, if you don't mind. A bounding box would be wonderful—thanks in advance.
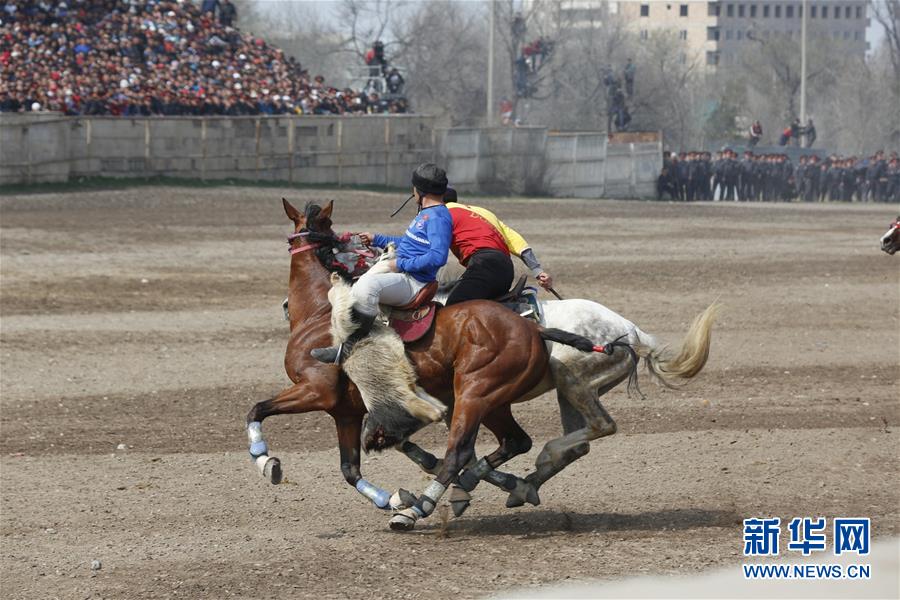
[351,269,425,316]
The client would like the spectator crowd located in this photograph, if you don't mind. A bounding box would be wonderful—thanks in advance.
[1,0,409,116]
[658,149,900,203]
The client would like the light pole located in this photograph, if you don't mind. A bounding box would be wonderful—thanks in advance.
[487,0,495,127]
[800,0,808,145]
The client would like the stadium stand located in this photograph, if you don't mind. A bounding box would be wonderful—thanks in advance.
[0,0,408,116]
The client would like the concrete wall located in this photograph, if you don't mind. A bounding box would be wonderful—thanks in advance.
[0,113,72,184]
[440,128,662,199]
[1,114,435,187]
[1,114,661,198]
[436,127,549,195]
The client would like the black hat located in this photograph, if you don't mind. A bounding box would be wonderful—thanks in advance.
[412,163,448,196]
[443,187,457,202]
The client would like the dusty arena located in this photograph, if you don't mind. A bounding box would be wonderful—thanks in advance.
[1,187,898,599]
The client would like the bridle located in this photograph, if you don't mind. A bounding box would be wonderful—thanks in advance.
[287,231,322,255]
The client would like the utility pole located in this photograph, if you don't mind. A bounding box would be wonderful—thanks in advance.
[800,0,808,145]
[487,0,495,127]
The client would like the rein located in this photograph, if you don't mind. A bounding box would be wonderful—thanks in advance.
[286,229,382,280]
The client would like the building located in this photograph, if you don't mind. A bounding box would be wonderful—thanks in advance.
[617,0,869,67]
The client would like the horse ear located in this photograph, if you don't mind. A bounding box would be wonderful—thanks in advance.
[320,199,334,220]
[283,198,301,225]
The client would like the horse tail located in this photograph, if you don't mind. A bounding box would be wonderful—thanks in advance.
[640,302,721,388]
[539,328,598,352]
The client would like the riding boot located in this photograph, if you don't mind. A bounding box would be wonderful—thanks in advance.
[310,309,377,364]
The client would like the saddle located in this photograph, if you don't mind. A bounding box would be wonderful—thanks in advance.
[387,276,543,343]
[498,275,543,323]
[388,281,439,343]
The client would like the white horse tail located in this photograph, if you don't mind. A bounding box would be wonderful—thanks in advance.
[639,302,721,387]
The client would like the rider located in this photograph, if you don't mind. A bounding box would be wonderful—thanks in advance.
[441,187,553,305]
[311,163,452,364]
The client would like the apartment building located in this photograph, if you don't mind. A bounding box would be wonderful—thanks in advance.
[553,1,869,67]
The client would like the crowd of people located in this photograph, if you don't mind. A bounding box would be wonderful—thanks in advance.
[658,149,900,203]
[0,0,409,116]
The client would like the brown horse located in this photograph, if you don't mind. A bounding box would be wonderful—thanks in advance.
[246,199,624,531]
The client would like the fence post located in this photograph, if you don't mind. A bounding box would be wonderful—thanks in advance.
[572,134,579,198]
[337,119,343,187]
[144,119,151,177]
[601,136,609,197]
[255,118,261,182]
[288,117,295,184]
[24,123,32,184]
[85,119,92,177]
[475,129,482,189]
[630,142,637,198]
[384,117,390,187]
[201,118,207,181]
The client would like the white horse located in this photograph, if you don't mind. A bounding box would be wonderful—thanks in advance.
[385,291,719,517]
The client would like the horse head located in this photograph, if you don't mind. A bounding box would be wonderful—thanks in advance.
[283,197,335,238]
[880,217,900,255]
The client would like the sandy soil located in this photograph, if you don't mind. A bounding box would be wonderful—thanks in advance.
[1,187,898,599]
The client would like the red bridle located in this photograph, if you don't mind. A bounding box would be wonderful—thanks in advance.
[287,232,322,255]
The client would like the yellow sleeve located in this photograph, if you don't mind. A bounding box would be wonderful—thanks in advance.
[494,218,530,257]
[464,204,531,257]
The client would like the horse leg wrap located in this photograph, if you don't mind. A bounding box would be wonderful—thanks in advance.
[457,458,492,492]
[411,481,446,518]
[248,422,279,483]
[400,441,442,475]
[247,421,268,458]
[355,479,392,509]
[484,469,518,491]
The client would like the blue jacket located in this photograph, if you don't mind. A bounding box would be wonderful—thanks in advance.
[373,205,452,283]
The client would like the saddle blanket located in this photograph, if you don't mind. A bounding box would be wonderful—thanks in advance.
[388,303,438,343]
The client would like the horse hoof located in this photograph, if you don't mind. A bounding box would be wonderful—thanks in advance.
[389,509,418,531]
[505,479,540,508]
[523,475,542,506]
[505,494,525,509]
[263,457,282,485]
[389,489,418,510]
[449,486,472,517]
[451,500,470,517]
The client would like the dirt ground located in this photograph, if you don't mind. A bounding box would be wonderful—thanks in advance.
[1,186,898,600]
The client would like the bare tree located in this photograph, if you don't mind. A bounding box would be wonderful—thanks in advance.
[527,2,633,130]
[491,0,565,124]
[334,0,409,63]
[871,0,900,82]
[390,1,488,125]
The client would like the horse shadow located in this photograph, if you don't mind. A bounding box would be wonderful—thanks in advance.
[418,507,740,539]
